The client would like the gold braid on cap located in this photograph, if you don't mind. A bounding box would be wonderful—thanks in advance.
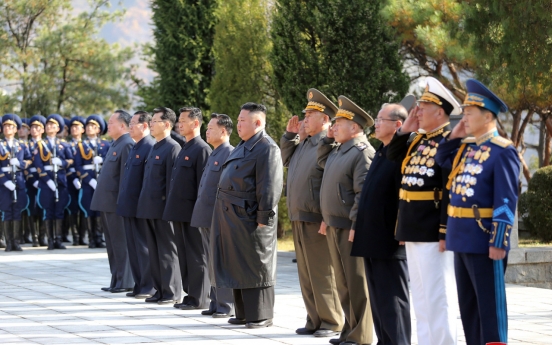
[420,92,442,105]
[3,120,17,127]
[305,101,325,112]
[335,109,355,120]
[88,119,100,127]
[31,121,44,128]
[463,94,485,108]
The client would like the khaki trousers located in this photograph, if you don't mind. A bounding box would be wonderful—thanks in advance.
[292,221,343,331]
[327,226,373,344]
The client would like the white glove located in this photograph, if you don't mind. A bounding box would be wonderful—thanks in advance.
[89,178,97,190]
[93,156,103,164]
[51,157,62,166]
[9,158,20,168]
[33,180,39,189]
[73,179,82,190]
[47,179,56,192]
[4,181,16,191]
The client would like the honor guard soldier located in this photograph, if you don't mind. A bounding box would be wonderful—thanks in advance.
[163,107,212,310]
[387,77,460,345]
[435,79,520,345]
[0,114,32,251]
[33,114,74,250]
[74,115,110,248]
[190,113,235,318]
[27,115,48,246]
[18,118,34,245]
[281,89,343,338]
[317,96,375,345]
[66,116,87,245]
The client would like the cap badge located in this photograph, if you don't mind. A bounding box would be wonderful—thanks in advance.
[338,99,343,107]
[308,92,313,99]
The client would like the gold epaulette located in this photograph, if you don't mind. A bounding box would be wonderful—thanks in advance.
[490,136,513,148]
[461,137,476,144]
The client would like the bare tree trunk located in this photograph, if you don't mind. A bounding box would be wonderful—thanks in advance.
[544,125,551,167]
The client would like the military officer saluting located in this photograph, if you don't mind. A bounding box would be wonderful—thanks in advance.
[387,77,460,345]
[32,114,74,250]
[74,115,110,248]
[0,114,32,251]
[435,79,520,345]
[318,96,375,345]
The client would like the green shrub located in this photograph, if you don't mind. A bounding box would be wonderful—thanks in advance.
[523,166,552,242]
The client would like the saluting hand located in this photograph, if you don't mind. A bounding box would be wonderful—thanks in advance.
[399,105,420,133]
[326,124,335,139]
[286,115,300,133]
[449,119,468,140]
[489,246,506,260]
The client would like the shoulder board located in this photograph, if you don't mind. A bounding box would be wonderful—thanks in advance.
[490,136,513,148]
[355,142,368,151]
[442,130,451,138]
[61,139,66,142]
[461,137,476,144]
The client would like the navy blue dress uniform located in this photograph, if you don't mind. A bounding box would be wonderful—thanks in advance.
[435,79,520,345]
[190,141,235,316]
[163,135,212,309]
[19,118,34,245]
[26,115,48,247]
[0,114,32,251]
[66,116,87,245]
[136,136,183,303]
[387,77,460,344]
[117,134,156,297]
[32,114,74,250]
[74,115,110,248]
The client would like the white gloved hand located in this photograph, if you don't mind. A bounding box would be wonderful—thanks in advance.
[73,179,82,190]
[89,178,97,190]
[47,179,56,192]
[4,181,16,191]
[93,156,103,164]
[9,158,20,168]
[51,157,62,166]
[33,180,39,189]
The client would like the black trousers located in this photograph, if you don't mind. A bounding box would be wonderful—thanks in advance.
[233,286,274,322]
[201,227,234,315]
[173,221,210,308]
[144,218,182,301]
[100,211,133,289]
[364,257,411,345]
[455,252,508,345]
[124,217,154,295]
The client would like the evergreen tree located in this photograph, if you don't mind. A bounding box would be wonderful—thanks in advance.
[270,0,409,116]
[140,0,217,112]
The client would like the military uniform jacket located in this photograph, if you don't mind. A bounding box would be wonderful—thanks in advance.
[163,136,212,222]
[24,139,41,186]
[435,131,520,254]
[32,138,73,188]
[387,123,451,242]
[351,144,406,259]
[280,129,327,223]
[116,135,155,218]
[136,136,181,220]
[0,139,31,190]
[74,138,111,184]
[318,135,375,230]
[190,141,234,228]
[211,130,283,289]
[66,139,81,185]
[90,133,133,213]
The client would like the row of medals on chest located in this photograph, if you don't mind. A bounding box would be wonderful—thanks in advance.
[401,140,438,187]
[451,145,491,201]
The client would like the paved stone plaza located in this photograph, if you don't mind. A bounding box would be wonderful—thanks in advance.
[0,246,551,344]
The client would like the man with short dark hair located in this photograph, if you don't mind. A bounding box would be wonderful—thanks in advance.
[164,106,212,310]
[191,113,235,318]
[212,103,283,328]
[351,100,412,345]
[91,110,134,293]
[137,107,183,305]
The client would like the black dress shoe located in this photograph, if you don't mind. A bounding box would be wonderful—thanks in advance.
[145,296,160,303]
[157,299,177,305]
[135,294,153,299]
[179,304,200,310]
[212,312,234,318]
[314,329,340,337]
[101,287,112,292]
[111,288,132,293]
[339,342,359,345]
[201,309,215,315]
[227,317,246,325]
[330,338,344,345]
[126,292,136,297]
[246,319,273,328]
[295,327,316,335]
